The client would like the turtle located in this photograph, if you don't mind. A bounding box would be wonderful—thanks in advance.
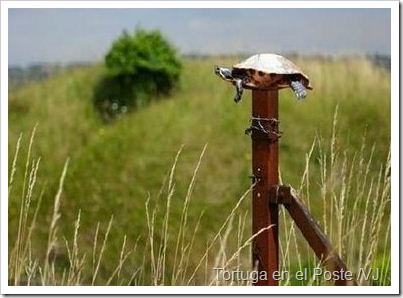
[214,53,312,102]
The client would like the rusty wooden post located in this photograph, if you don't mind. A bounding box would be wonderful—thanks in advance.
[251,89,279,286]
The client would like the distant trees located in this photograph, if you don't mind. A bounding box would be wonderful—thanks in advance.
[94,28,182,121]
[8,64,63,89]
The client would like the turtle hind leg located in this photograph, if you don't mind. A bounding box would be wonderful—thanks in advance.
[234,78,244,103]
[290,81,307,99]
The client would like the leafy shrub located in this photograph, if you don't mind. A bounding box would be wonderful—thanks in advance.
[94,28,182,121]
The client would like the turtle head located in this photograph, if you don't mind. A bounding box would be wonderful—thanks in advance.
[214,66,233,81]
[214,66,244,103]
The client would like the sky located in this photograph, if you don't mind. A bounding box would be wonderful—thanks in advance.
[8,7,391,66]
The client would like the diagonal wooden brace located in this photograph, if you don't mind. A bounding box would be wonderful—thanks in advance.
[268,185,359,286]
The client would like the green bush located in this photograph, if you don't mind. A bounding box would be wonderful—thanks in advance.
[94,28,182,121]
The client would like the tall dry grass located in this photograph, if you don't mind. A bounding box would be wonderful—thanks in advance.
[278,106,391,286]
[8,113,390,286]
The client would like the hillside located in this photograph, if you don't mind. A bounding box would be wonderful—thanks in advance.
[8,56,391,285]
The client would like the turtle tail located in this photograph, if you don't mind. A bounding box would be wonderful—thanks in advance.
[290,81,307,100]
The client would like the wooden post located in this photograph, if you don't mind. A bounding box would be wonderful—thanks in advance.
[251,89,279,286]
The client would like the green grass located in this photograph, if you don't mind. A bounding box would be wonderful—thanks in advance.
[8,56,391,286]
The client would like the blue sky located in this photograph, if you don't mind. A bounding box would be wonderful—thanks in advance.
[8,8,391,66]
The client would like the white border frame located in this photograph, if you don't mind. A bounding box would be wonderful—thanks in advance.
[1,1,399,295]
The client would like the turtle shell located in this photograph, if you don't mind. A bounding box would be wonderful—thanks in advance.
[232,53,312,90]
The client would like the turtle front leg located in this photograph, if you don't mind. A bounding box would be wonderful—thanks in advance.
[290,81,307,99]
[234,78,244,103]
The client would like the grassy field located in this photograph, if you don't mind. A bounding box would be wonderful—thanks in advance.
[8,56,391,286]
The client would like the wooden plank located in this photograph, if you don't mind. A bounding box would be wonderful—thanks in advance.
[270,185,359,286]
